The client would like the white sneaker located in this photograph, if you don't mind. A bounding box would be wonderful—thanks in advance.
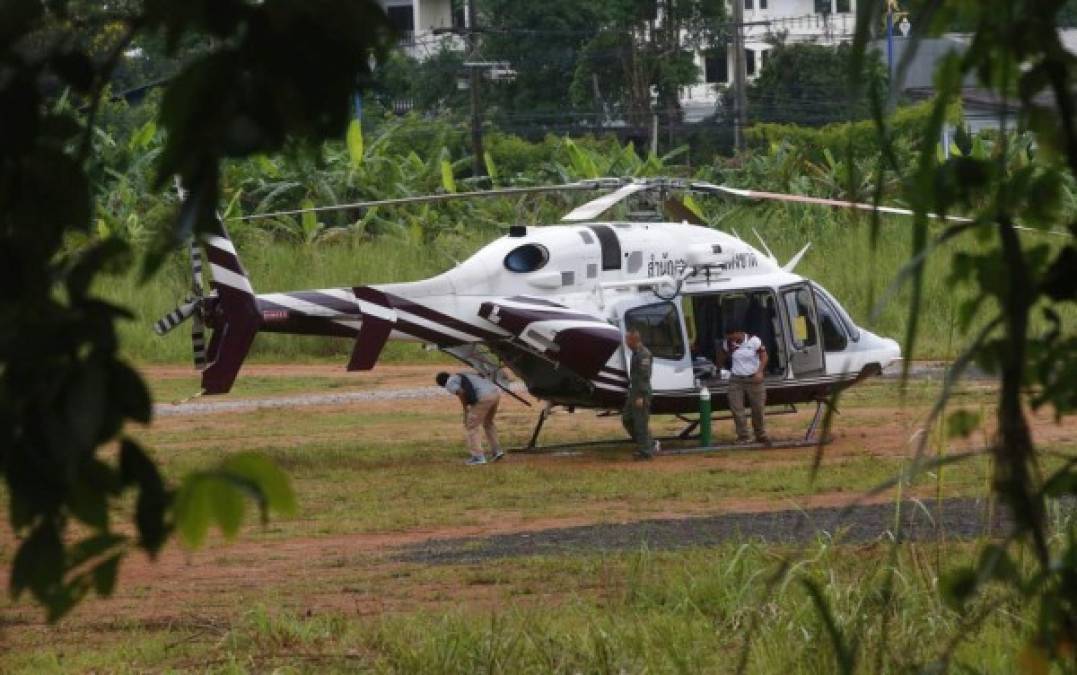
[465,455,487,466]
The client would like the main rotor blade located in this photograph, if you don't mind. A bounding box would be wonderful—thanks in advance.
[690,181,972,223]
[227,179,626,222]
[561,181,650,222]
[689,181,1072,237]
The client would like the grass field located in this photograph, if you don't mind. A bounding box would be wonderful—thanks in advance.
[3,364,1076,672]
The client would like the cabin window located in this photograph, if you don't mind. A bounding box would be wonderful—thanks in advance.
[814,292,849,352]
[625,302,685,361]
[782,287,818,350]
[588,224,622,271]
[503,244,549,273]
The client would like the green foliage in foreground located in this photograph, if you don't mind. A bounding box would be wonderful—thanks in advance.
[1,0,391,623]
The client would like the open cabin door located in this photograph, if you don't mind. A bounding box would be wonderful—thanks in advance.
[780,282,825,377]
[615,298,695,392]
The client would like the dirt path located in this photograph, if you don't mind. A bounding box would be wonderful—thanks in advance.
[151,360,978,418]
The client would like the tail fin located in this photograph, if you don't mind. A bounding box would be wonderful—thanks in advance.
[200,224,259,394]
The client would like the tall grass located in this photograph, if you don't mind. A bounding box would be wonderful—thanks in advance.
[103,207,1072,365]
[43,542,1022,673]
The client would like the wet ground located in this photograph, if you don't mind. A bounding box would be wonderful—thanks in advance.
[398,497,1011,564]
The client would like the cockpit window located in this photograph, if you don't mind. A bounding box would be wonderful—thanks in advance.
[504,244,549,273]
[811,283,860,342]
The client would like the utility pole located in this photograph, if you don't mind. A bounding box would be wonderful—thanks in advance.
[732,0,748,152]
[466,0,485,177]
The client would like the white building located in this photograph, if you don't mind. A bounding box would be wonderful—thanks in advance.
[681,0,858,121]
[376,0,466,59]
[377,0,859,122]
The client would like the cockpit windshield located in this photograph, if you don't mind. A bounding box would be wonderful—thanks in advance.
[811,282,860,342]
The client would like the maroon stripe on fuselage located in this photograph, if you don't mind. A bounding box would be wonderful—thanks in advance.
[260,316,358,337]
[393,318,465,346]
[601,365,627,378]
[383,292,505,341]
[479,302,609,336]
[552,326,621,379]
[593,373,628,388]
[288,290,361,316]
[353,286,391,307]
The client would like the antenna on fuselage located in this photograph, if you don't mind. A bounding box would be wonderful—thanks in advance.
[752,228,778,264]
[783,243,812,272]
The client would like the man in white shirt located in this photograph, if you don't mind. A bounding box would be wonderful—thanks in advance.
[718,327,770,445]
[436,371,505,465]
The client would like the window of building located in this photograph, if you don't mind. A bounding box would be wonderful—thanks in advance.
[760,0,767,8]
[386,5,415,34]
[705,49,728,84]
[451,0,466,29]
[836,0,850,11]
[759,49,767,72]
[625,302,686,360]
[744,0,753,10]
[815,0,832,14]
[745,49,756,76]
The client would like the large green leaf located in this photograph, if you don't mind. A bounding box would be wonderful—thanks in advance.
[440,147,456,193]
[346,118,364,169]
[221,452,298,519]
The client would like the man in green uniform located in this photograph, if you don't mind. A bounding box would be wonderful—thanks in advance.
[622,328,656,460]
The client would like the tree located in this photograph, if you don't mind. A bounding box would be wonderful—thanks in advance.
[747,41,887,126]
[1,0,392,621]
[570,0,727,131]
[370,48,468,115]
[480,0,607,120]
[840,0,1077,668]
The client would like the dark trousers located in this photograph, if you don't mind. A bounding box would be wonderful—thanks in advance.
[622,393,652,455]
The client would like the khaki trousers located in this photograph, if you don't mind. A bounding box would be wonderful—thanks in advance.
[465,394,502,458]
[728,376,767,441]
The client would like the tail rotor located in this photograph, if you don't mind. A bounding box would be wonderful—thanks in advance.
[153,239,212,370]
[189,240,208,370]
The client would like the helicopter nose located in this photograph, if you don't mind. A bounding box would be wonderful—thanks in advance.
[881,337,902,364]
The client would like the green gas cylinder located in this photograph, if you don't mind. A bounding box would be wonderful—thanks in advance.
[699,385,712,447]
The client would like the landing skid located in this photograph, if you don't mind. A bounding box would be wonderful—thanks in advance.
[510,400,833,455]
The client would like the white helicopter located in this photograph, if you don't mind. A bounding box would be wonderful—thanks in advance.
[155,177,907,448]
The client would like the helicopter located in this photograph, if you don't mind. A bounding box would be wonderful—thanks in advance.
[155,177,926,449]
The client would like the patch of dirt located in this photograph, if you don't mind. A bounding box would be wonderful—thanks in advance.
[139,363,445,383]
